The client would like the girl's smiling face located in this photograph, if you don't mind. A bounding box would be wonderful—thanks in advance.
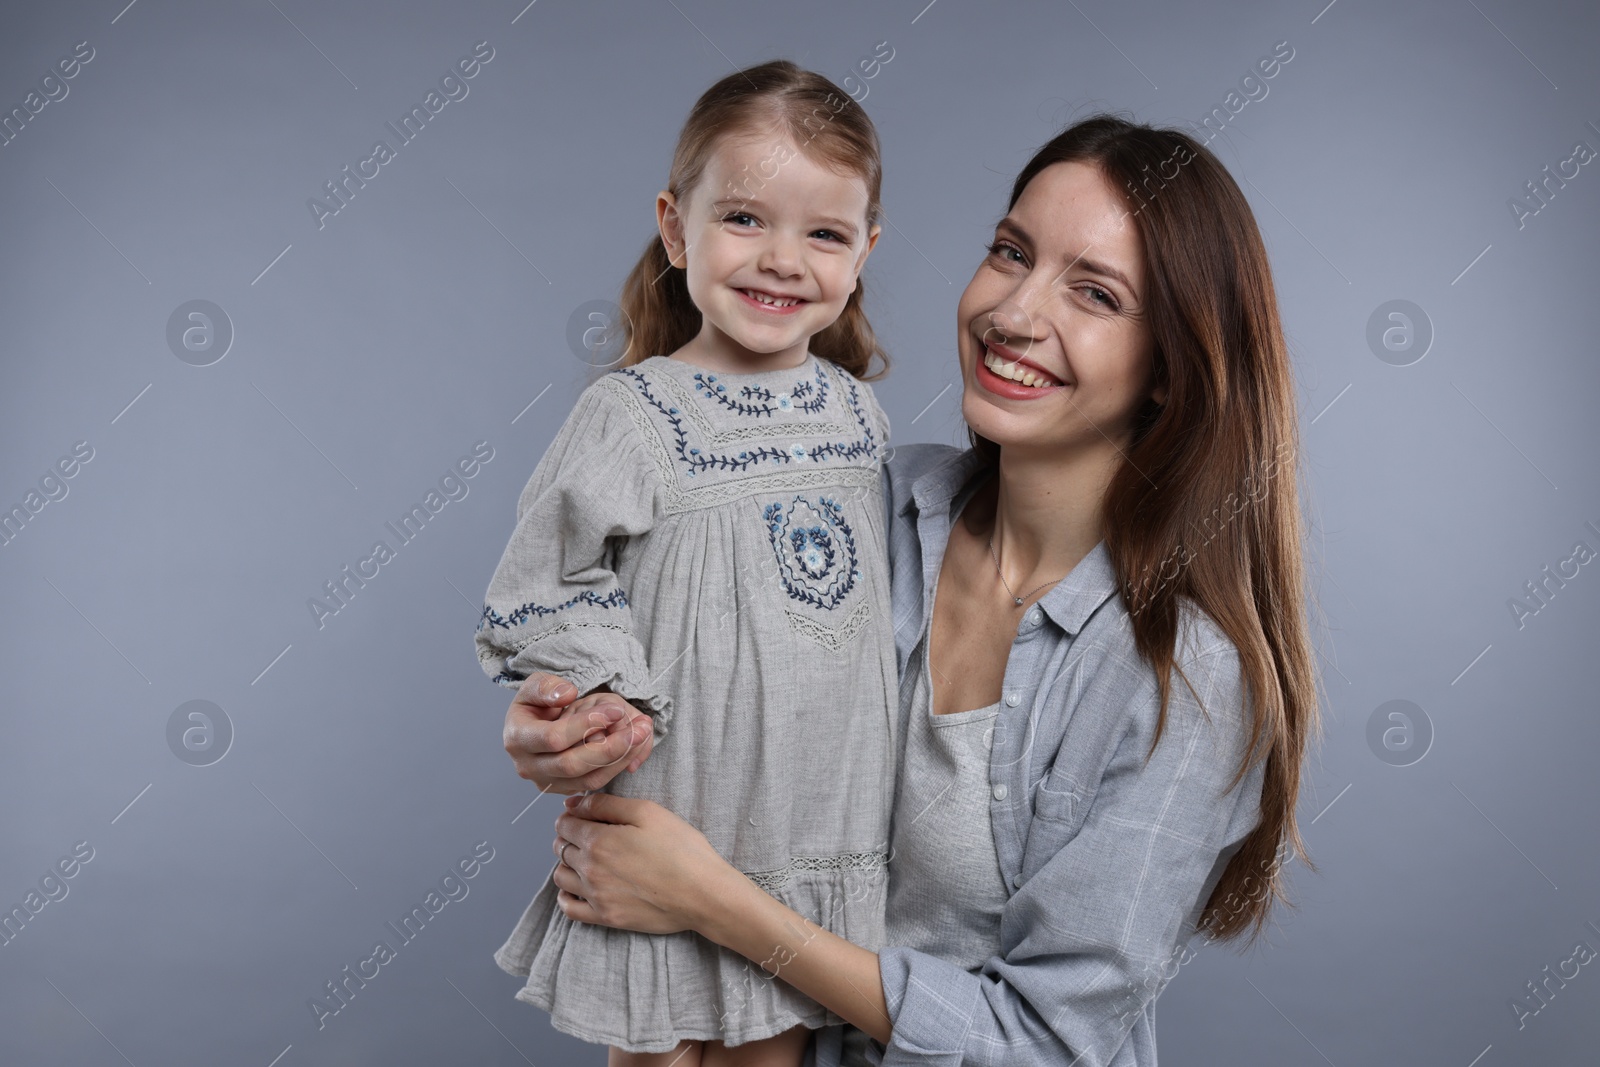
[957,160,1165,456]
[657,130,880,373]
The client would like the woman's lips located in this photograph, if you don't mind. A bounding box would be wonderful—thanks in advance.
[977,357,1059,400]
[976,345,1067,399]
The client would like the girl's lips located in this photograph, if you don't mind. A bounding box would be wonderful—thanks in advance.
[735,288,808,315]
[975,351,1066,400]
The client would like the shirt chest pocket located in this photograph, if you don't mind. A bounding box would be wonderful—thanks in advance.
[1032,765,1089,837]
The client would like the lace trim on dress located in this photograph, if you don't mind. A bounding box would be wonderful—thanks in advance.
[743,848,890,893]
[782,599,873,652]
[492,619,635,656]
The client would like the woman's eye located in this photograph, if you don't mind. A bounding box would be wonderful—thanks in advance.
[1083,285,1118,309]
[986,240,1025,265]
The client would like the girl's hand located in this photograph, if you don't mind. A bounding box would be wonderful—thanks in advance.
[503,674,655,793]
[551,792,735,936]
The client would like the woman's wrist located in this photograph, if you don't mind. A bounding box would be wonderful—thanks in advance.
[688,858,767,947]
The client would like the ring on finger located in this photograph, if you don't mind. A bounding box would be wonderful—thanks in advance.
[559,840,576,867]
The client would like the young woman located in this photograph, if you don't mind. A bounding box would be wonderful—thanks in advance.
[503,114,1320,1066]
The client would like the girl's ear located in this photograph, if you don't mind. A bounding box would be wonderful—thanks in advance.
[850,223,883,293]
[657,190,688,268]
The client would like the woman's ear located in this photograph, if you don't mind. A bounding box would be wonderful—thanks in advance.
[656,190,688,268]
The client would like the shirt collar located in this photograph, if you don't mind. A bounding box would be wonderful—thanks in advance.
[907,447,1122,636]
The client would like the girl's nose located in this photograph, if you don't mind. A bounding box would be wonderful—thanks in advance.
[757,233,804,278]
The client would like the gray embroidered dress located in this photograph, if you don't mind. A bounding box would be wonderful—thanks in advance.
[475,352,900,1053]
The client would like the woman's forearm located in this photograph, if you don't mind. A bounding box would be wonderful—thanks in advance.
[695,862,892,1044]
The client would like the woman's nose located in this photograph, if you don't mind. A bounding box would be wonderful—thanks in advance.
[982,301,1043,353]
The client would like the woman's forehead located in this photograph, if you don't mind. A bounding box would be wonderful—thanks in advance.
[1009,162,1144,271]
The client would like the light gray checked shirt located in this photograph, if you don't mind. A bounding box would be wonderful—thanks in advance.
[809,442,1269,1067]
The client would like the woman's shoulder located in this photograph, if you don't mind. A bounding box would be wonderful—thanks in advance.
[883,442,980,512]
[1080,591,1240,672]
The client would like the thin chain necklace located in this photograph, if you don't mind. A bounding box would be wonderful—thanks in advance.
[987,535,1068,607]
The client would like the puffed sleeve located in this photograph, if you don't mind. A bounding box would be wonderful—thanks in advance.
[872,631,1267,1066]
[474,377,674,734]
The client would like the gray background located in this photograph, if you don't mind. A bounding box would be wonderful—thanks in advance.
[2,0,1596,1064]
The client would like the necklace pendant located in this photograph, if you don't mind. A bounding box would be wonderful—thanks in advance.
[1013,596,1024,606]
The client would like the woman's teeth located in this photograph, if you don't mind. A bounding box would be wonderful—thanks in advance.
[742,289,802,307]
[984,351,1060,388]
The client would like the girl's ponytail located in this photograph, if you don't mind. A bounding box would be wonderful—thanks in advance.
[617,235,699,369]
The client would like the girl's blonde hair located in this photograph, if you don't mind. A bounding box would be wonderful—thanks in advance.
[617,59,888,381]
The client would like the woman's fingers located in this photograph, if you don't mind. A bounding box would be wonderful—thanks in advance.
[555,887,599,924]
[562,791,650,825]
[554,811,605,851]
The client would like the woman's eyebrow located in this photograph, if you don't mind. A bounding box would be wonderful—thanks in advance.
[1000,217,1136,295]
[994,217,1031,248]
[1066,252,1135,295]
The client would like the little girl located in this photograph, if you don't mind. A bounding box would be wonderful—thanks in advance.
[475,61,899,1066]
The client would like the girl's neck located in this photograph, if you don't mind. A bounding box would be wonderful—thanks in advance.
[669,326,810,375]
[968,444,1115,590]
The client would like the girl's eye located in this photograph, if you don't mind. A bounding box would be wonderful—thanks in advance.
[811,229,845,243]
[723,212,757,227]
[986,240,1026,265]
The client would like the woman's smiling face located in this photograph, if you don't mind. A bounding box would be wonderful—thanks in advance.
[957,160,1164,456]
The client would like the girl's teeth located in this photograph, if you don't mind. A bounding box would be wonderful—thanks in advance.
[745,289,798,307]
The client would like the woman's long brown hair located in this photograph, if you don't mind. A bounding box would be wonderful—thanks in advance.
[615,60,888,381]
[973,115,1320,945]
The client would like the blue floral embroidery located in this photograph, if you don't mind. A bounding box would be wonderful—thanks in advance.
[763,496,860,610]
[689,361,831,418]
[478,587,628,631]
[618,367,877,477]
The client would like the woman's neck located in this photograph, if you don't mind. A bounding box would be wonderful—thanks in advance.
[970,444,1115,590]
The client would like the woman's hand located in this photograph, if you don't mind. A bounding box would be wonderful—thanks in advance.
[503,673,655,794]
[551,792,737,936]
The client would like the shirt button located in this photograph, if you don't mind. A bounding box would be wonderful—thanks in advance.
[992,783,1009,801]
[1005,692,1020,708]
[1012,874,1023,889]
[1028,609,1042,626]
